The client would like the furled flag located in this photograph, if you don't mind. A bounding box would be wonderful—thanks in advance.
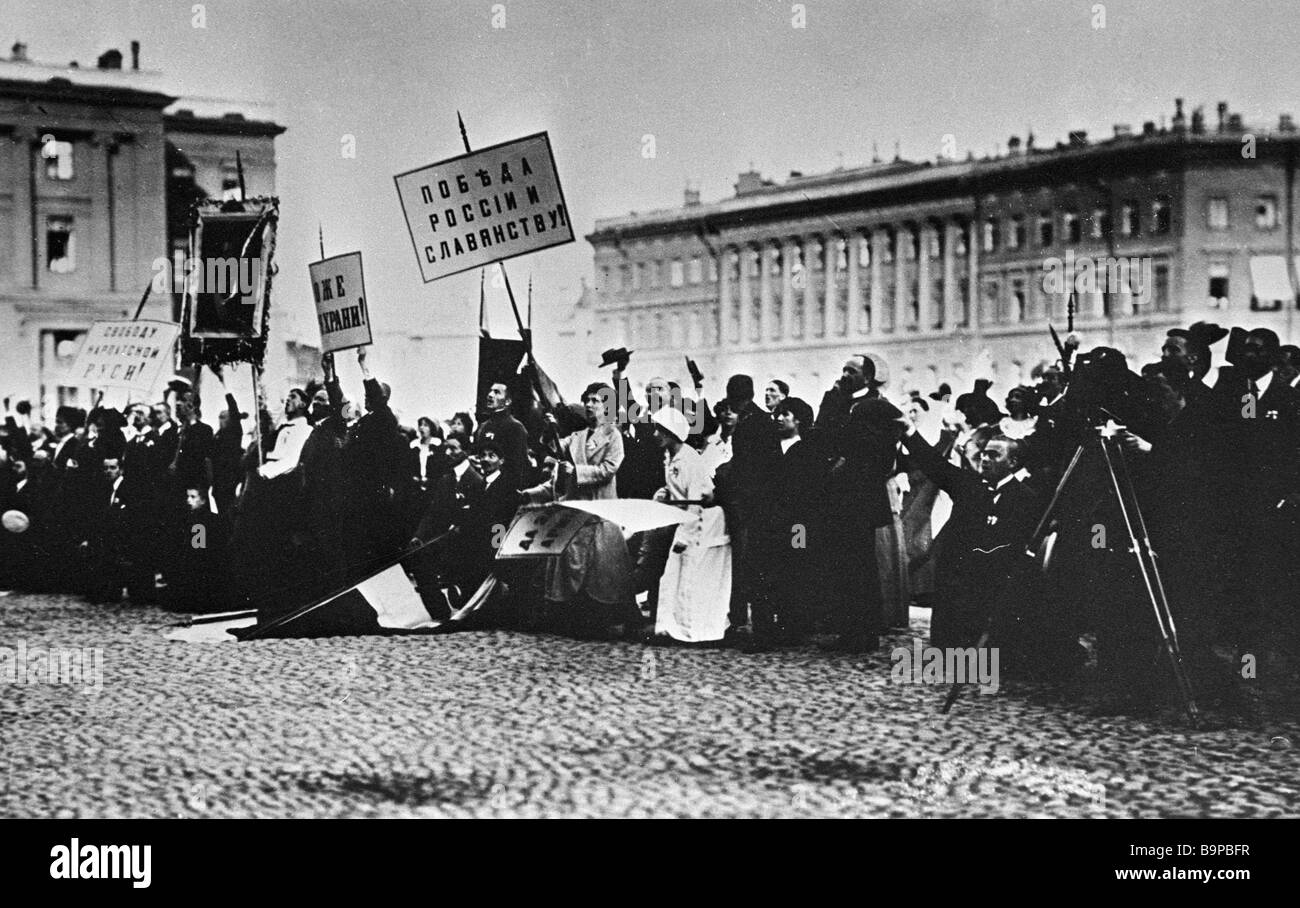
[235,563,444,640]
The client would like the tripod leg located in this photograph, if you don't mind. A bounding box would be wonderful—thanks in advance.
[1096,439,1199,727]
[1025,444,1086,557]
[1110,442,1181,646]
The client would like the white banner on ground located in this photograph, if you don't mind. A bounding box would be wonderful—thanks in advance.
[70,319,181,392]
[394,131,573,282]
[308,251,372,353]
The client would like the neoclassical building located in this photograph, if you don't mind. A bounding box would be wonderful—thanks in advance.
[0,41,287,420]
[583,99,1300,400]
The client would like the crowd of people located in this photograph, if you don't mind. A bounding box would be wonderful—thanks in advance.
[2,322,1297,715]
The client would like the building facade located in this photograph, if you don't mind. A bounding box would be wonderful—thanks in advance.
[0,40,288,421]
[585,100,1300,401]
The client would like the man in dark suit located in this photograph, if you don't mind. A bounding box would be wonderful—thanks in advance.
[812,355,902,652]
[118,401,173,602]
[898,424,1042,654]
[747,396,823,650]
[474,379,532,494]
[461,438,522,595]
[343,346,408,573]
[407,432,486,610]
[1211,328,1300,671]
[77,454,130,602]
[718,374,781,634]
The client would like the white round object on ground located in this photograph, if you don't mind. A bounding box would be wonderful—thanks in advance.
[2,510,30,533]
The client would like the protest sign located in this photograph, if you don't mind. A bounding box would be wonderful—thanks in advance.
[70,320,181,393]
[496,504,596,559]
[308,251,372,353]
[394,131,573,282]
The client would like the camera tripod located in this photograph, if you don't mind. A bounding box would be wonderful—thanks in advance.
[1022,424,1200,727]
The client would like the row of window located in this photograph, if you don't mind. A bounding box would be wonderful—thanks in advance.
[601,194,1285,294]
[40,137,246,202]
[981,199,1170,253]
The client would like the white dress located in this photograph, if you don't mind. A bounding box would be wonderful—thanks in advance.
[654,445,732,642]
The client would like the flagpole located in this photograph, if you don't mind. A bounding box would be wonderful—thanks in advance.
[457,111,528,347]
[318,223,325,260]
[478,268,487,335]
[239,530,457,639]
[235,149,247,202]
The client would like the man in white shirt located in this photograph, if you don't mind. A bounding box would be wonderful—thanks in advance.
[259,388,312,479]
[122,404,149,444]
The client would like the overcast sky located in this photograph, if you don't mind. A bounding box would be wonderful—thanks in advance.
[10,0,1300,405]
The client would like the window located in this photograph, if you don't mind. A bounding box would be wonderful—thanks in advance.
[881,230,894,265]
[1090,206,1109,240]
[707,255,718,282]
[1063,210,1081,244]
[1207,197,1229,230]
[836,238,849,270]
[1152,196,1171,234]
[41,136,74,180]
[649,260,662,288]
[1011,279,1026,322]
[769,247,782,277]
[810,240,824,269]
[46,216,75,273]
[670,259,684,287]
[220,163,242,201]
[600,266,611,290]
[982,217,1000,253]
[1121,200,1140,236]
[1038,211,1054,247]
[1152,263,1169,311]
[688,256,703,284]
[927,230,941,259]
[633,262,646,289]
[1007,215,1024,250]
[858,236,871,268]
[1208,264,1230,306]
[619,264,632,290]
[1255,194,1279,229]
[955,227,968,257]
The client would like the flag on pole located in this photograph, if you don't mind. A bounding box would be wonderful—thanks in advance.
[237,563,441,639]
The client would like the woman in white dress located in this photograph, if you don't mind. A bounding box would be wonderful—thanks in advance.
[649,408,731,644]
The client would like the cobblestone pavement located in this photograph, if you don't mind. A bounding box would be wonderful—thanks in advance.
[1,590,1297,818]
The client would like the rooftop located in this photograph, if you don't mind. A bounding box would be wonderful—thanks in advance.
[589,99,1300,240]
[0,39,280,129]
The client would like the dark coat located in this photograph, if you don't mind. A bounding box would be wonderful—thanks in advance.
[900,430,1042,647]
[474,410,531,492]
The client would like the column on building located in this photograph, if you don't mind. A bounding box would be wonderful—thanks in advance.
[780,237,795,341]
[893,225,908,332]
[800,235,816,338]
[846,231,862,335]
[737,244,752,346]
[967,218,981,331]
[869,227,885,334]
[917,222,934,332]
[823,234,838,337]
[943,219,959,331]
[759,241,775,343]
[718,245,734,345]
